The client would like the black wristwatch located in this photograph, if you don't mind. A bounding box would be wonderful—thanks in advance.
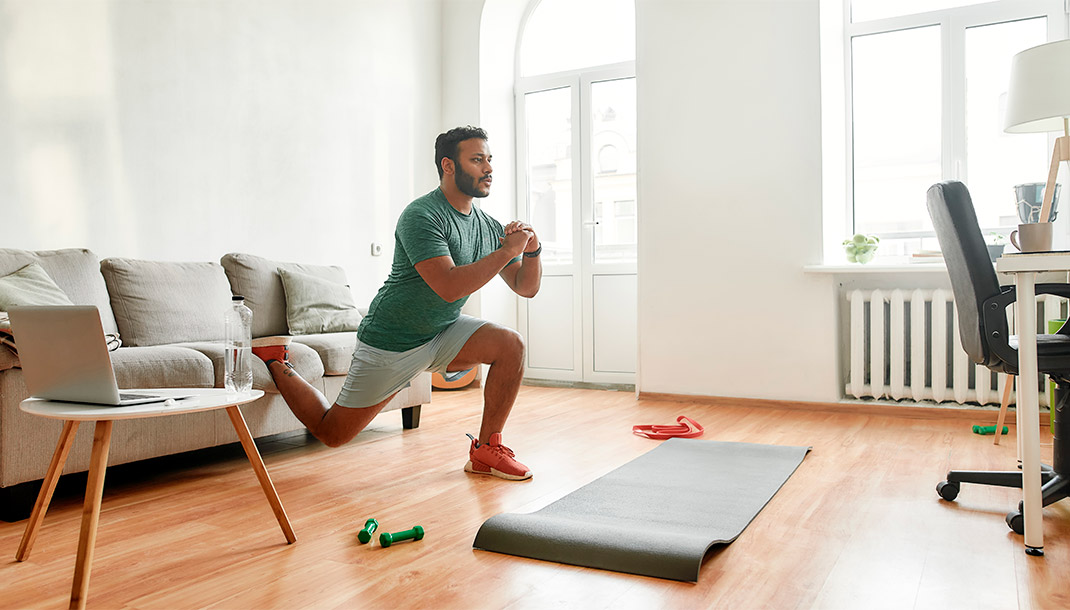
[523,244,542,258]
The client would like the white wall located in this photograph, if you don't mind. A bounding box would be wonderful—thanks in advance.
[475,0,527,332]
[635,0,840,401]
[0,0,443,307]
[440,0,525,332]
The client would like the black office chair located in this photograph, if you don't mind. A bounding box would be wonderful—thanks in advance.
[926,180,1070,533]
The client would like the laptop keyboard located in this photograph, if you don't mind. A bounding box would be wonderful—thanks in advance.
[119,393,160,401]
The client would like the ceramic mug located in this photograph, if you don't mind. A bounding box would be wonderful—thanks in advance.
[1010,222,1053,253]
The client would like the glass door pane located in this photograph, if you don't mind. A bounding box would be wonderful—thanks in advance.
[965,17,1049,229]
[525,87,573,264]
[590,77,637,264]
[851,26,942,235]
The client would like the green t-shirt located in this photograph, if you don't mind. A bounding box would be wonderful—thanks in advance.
[357,187,517,351]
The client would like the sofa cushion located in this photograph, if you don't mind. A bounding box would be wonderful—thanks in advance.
[279,268,362,335]
[178,340,325,393]
[101,258,233,347]
[0,248,119,335]
[110,345,216,389]
[0,263,76,309]
[292,332,357,375]
[221,252,353,338]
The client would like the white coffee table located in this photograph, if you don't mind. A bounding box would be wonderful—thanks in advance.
[14,388,296,610]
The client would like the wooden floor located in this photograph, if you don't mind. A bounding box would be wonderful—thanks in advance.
[2,386,1069,609]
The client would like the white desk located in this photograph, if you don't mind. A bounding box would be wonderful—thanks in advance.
[996,252,1070,556]
[14,388,296,609]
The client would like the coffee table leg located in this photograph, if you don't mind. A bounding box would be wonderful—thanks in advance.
[70,420,113,610]
[17,420,79,562]
[225,405,297,544]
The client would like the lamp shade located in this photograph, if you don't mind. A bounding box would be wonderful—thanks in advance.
[1004,39,1070,134]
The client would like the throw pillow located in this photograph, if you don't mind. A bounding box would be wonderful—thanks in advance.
[220,253,355,338]
[0,264,123,353]
[0,262,75,310]
[0,248,120,336]
[278,268,362,335]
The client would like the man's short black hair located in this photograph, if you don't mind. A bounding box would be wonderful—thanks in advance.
[435,126,488,179]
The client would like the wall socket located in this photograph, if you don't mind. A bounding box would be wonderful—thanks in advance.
[370,242,383,256]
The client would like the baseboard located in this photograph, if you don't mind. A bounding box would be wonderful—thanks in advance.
[523,378,636,392]
[637,392,1051,426]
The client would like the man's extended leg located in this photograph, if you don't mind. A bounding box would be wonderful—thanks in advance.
[253,338,393,448]
[265,361,394,448]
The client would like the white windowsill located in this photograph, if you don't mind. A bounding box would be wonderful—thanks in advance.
[805,259,1064,282]
[803,260,948,274]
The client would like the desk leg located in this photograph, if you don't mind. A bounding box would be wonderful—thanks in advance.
[1015,272,1045,556]
[70,420,112,610]
[16,420,79,561]
[225,405,296,544]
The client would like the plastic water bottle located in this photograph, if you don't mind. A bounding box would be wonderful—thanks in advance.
[224,295,253,394]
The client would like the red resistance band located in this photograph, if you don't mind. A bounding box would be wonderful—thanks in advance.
[632,415,704,440]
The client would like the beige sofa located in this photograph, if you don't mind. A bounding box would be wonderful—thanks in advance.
[0,248,430,521]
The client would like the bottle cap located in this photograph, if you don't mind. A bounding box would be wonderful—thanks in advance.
[232,295,244,301]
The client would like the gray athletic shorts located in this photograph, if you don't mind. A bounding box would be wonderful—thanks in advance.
[334,314,487,409]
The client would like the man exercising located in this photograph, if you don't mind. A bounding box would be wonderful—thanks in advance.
[252,126,542,480]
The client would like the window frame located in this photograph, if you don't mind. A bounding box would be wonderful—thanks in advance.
[831,0,1068,253]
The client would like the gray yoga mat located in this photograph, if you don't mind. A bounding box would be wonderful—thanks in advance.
[473,438,810,581]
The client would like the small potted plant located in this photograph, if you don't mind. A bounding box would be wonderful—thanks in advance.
[843,233,879,264]
[987,233,1005,262]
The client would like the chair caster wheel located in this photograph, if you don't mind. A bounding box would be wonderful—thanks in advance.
[937,481,959,501]
[1006,511,1024,535]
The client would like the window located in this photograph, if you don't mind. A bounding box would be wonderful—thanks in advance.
[828,0,1067,258]
[519,0,635,78]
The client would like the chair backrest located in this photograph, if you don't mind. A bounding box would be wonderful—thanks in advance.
[925,181,1003,365]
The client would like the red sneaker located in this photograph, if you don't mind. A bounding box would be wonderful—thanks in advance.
[465,433,532,481]
[252,336,293,368]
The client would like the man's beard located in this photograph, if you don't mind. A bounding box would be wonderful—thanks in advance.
[455,165,490,198]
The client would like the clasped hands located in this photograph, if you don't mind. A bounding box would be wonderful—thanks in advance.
[500,221,540,257]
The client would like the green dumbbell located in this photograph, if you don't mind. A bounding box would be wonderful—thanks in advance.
[357,518,378,544]
[379,525,424,548]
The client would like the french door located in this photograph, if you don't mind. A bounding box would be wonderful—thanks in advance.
[516,64,637,385]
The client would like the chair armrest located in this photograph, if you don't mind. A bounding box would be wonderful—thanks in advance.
[982,288,1018,367]
[984,284,1070,365]
[1035,283,1070,300]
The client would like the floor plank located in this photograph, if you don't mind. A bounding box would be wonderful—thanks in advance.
[1,386,1068,609]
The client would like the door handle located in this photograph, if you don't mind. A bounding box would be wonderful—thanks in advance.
[582,221,600,227]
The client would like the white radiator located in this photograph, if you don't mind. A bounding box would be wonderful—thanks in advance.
[844,289,1066,406]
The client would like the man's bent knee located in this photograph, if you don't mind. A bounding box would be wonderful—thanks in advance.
[316,423,353,448]
[502,327,525,364]
[483,325,524,362]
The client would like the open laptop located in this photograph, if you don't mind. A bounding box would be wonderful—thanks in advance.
[9,305,177,406]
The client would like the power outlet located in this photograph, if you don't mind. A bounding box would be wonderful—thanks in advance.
[370,242,383,256]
